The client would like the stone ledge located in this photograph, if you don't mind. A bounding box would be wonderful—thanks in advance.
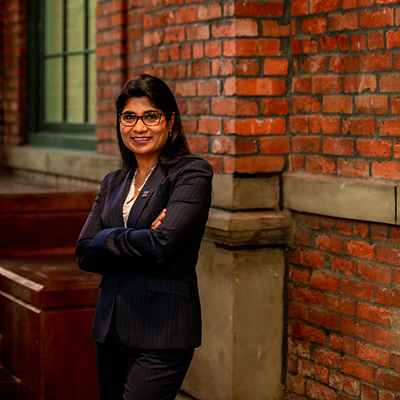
[205,208,293,247]
[283,172,398,225]
[2,146,120,183]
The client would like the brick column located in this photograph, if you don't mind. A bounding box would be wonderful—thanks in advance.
[0,0,27,147]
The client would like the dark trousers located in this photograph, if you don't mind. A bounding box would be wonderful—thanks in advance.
[96,324,194,400]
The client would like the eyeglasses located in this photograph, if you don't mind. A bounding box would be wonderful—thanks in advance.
[119,112,166,127]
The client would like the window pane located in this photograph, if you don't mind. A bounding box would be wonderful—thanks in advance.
[44,58,63,122]
[88,53,96,123]
[67,55,84,122]
[89,0,96,49]
[67,0,84,52]
[45,0,63,55]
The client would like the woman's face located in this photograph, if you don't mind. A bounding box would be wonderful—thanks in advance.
[120,96,174,163]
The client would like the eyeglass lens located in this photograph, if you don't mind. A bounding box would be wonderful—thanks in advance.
[120,113,162,126]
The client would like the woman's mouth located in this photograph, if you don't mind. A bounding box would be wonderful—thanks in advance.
[132,136,151,143]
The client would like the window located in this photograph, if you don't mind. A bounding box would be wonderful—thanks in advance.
[28,0,96,151]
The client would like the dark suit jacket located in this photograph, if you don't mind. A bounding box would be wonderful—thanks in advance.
[75,157,213,349]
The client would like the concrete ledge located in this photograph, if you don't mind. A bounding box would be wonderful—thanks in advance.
[212,174,280,211]
[283,172,398,225]
[205,208,293,247]
[2,146,120,183]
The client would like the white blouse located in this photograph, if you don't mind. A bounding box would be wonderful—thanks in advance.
[122,166,156,227]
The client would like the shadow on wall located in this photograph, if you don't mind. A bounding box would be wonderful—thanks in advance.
[0,147,11,176]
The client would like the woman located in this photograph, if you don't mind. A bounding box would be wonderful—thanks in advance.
[75,74,213,400]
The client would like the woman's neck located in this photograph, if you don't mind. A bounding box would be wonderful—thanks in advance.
[136,156,158,177]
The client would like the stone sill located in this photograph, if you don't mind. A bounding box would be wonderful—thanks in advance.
[205,208,293,247]
[283,172,399,225]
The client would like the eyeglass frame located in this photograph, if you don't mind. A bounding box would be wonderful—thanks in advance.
[118,111,167,127]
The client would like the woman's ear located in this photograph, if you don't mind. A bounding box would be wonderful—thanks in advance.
[168,112,176,132]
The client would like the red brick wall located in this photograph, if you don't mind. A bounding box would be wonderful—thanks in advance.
[287,2,400,399]
[0,0,27,146]
[290,0,400,181]
[96,0,290,174]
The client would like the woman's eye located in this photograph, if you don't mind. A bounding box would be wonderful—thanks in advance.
[144,113,158,122]
[124,114,136,121]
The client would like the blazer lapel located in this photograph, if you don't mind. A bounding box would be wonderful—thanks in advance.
[127,163,166,228]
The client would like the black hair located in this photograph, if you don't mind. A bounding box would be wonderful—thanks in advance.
[115,74,192,171]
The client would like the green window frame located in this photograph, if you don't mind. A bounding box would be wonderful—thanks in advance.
[27,0,97,151]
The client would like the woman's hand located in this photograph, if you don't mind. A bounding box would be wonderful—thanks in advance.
[151,209,167,230]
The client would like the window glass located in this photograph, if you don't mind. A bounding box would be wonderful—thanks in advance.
[45,0,62,54]
[67,0,84,52]
[45,58,63,122]
[67,55,84,122]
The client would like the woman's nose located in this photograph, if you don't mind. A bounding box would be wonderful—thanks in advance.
[134,117,148,132]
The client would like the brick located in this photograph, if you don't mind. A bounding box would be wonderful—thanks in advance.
[309,308,339,330]
[343,118,376,136]
[292,136,321,153]
[204,41,221,58]
[235,59,260,76]
[224,39,281,57]
[262,99,290,115]
[298,358,314,377]
[356,342,390,367]
[212,98,257,116]
[264,59,289,76]
[262,21,290,37]
[224,77,286,96]
[288,337,312,359]
[306,380,336,400]
[312,76,341,94]
[375,286,400,307]
[357,302,391,326]
[310,271,340,292]
[314,348,341,368]
[377,244,400,265]
[325,294,356,316]
[260,137,290,155]
[387,30,400,49]
[368,31,385,50]
[295,286,325,306]
[328,13,358,31]
[302,17,327,34]
[379,119,400,136]
[315,233,330,251]
[310,116,341,135]
[360,9,394,28]
[224,118,285,135]
[289,155,305,171]
[286,373,306,395]
[375,369,400,391]
[330,257,357,275]
[341,278,374,301]
[344,376,360,396]
[211,137,254,155]
[212,59,235,76]
[330,334,355,355]
[355,96,388,114]
[233,1,284,17]
[305,156,336,174]
[292,0,309,16]
[330,55,358,73]
[198,117,221,134]
[351,34,367,52]
[341,357,374,382]
[290,116,309,134]
[164,26,185,43]
[187,98,209,115]
[186,136,209,153]
[292,321,326,344]
[292,77,311,93]
[301,56,327,74]
[360,53,392,72]
[197,80,221,96]
[357,139,391,158]
[197,3,222,21]
[323,138,354,156]
[372,161,400,179]
[323,96,353,114]
[343,75,377,93]
[343,0,374,8]
[288,301,309,320]
[320,36,338,51]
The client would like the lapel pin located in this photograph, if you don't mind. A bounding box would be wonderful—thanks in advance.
[142,190,150,198]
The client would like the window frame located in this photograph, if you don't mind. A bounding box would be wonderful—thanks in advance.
[27,0,96,152]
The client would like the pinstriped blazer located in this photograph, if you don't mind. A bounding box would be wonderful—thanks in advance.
[75,157,213,349]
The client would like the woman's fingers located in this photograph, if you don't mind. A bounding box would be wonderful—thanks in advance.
[151,209,167,229]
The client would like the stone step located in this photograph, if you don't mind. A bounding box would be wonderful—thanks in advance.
[0,175,97,256]
[0,366,21,400]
